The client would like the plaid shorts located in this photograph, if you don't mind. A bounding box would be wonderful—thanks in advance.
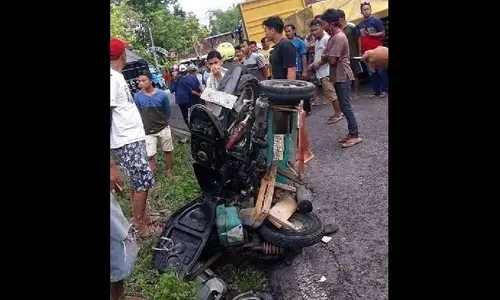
[113,140,155,192]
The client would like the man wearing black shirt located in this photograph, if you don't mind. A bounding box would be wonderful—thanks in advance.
[263,16,314,163]
[263,16,296,80]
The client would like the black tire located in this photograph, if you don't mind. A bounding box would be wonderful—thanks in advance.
[235,74,260,101]
[259,79,315,104]
[259,212,324,248]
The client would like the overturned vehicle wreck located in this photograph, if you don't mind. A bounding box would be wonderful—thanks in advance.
[153,66,325,299]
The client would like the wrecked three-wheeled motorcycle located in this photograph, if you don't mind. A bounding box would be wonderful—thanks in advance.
[152,65,324,300]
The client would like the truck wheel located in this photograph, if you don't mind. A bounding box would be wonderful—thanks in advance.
[259,79,315,104]
[258,212,324,248]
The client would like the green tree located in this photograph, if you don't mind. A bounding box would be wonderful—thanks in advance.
[208,4,241,35]
[110,0,208,64]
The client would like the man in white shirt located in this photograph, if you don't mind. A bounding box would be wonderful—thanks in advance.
[308,19,343,124]
[110,37,155,238]
[205,50,228,90]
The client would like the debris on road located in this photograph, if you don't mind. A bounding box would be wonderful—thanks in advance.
[321,236,332,244]
[318,276,327,283]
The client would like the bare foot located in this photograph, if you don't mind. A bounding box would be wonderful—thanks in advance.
[167,170,180,180]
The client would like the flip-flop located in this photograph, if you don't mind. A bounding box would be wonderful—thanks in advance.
[342,137,363,148]
[327,116,343,124]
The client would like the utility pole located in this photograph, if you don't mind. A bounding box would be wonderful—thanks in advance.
[148,25,160,71]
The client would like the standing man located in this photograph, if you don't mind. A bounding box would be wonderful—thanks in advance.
[263,16,296,80]
[338,9,363,100]
[358,2,387,98]
[308,19,342,124]
[110,37,155,237]
[305,24,319,106]
[169,64,202,127]
[321,9,362,148]
[260,37,272,79]
[234,44,245,64]
[305,15,324,106]
[134,70,176,179]
[249,41,259,53]
[284,24,311,114]
[263,16,314,163]
[241,39,268,80]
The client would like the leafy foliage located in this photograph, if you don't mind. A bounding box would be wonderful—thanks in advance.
[110,0,208,64]
[208,4,242,35]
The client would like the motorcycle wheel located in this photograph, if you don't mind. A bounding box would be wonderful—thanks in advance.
[258,79,314,104]
[235,74,260,103]
[258,212,324,248]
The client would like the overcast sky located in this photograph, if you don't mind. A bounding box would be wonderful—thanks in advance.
[178,0,243,27]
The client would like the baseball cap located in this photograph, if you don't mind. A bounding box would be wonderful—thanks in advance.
[110,37,129,59]
[188,64,197,72]
[179,64,187,72]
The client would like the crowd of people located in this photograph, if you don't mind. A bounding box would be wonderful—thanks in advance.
[110,2,387,299]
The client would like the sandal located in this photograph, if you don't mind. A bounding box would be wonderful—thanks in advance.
[342,137,363,148]
[338,135,352,143]
[379,92,387,98]
[368,93,380,98]
[327,116,343,124]
[312,102,320,106]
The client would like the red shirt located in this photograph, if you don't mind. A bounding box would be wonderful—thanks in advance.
[358,16,385,52]
[360,35,382,52]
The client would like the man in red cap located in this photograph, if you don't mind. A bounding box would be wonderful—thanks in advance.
[110,37,156,239]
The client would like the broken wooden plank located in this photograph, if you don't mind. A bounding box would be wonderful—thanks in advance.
[267,192,297,229]
[252,178,268,226]
[277,168,303,185]
[252,164,277,228]
[268,214,297,230]
[274,182,297,193]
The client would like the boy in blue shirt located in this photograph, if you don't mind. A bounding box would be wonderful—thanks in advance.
[135,71,176,179]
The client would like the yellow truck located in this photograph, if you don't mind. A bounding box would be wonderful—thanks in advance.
[238,0,306,43]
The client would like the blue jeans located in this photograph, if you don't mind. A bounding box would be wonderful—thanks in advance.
[367,67,388,94]
[334,81,359,137]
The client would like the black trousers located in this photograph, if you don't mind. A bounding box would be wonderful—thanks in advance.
[178,103,191,128]
[296,72,311,113]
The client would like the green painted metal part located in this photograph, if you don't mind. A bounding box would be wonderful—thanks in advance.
[266,108,298,184]
[215,205,244,247]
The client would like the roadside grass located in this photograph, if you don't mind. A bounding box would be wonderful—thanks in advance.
[215,261,269,299]
[116,139,270,299]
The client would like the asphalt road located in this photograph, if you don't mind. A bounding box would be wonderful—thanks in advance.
[268,85,388,300]
[167,85,388,300]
